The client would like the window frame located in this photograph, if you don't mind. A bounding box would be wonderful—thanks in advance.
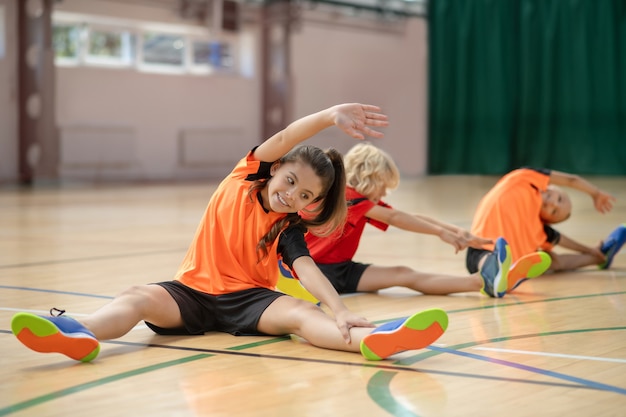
[51,11,240,76]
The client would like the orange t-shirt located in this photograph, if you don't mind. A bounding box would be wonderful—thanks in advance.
[471,168,555,261]
[175,152,286,295]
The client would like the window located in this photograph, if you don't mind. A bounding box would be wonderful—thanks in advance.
[210,41,234,69]
[51,12,239,76]
[190,39,234,73]
[53,23,82,64]
[141,32,185,69]
[85,26,134,66]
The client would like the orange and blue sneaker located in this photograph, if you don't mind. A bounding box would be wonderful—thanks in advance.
[599,224,626,270]
[479,237,512,298]
[11,308,100,362]
[360,308,448,361]
[507,251,552,292]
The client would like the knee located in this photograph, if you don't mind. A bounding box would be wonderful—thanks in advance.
[115,284,162,310]
[116,284,150,298]
[388,265,414,278]
[289,299,324,323]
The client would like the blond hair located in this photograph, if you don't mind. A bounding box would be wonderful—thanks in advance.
[344,143,400,198]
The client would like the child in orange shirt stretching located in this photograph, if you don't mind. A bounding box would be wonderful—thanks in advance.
[11,104,448,363]
[467,167,624,291]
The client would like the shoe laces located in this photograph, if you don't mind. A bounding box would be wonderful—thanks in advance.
[50,307,66,317]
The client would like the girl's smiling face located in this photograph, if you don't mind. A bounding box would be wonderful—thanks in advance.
[262,161,324,213]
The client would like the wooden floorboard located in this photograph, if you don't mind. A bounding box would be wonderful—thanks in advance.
[1,175,625,417]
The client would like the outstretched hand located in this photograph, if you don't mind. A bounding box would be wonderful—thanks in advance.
[457,230,493,250]
[592,189,615,214]
[333,104,389,140]
[439,229,492,253]
[334,309,375,344]
[588,243,607,263]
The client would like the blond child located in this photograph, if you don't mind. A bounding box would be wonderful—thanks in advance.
[302,142,517,298]
[11,104,448,363]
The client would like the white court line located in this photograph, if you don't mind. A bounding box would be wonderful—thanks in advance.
[473,346,626,364]
[0,307,148,331]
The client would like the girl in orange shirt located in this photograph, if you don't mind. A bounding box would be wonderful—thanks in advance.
[12,104,448,363]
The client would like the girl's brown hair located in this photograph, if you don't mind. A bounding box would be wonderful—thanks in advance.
[248,145,347,260]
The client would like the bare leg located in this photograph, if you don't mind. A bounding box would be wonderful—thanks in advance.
[257,296,369,352]
[355,264,482,295]
[547,252,601,272]
[257,296,448,359]
[80,284,183,340]
[10,284,183,362]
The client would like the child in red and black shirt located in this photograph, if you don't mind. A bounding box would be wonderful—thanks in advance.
[303,142,511,299]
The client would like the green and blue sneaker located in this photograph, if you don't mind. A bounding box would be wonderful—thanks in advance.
[599,224,626,270]
[360,308,448,361]
[11,308,100,362]
[479,237,511,298]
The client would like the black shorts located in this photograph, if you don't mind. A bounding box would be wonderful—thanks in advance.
[145,281,286,336]
[317,261,370,294]
[466,247,491,273]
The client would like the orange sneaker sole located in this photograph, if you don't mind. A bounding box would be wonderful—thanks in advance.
[12,313,100,362]
[360,309,448,361]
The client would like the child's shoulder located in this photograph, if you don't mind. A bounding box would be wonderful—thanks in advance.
[505,167,551,182]
[345,187,372,205]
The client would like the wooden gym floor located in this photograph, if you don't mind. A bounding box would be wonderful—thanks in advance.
[1,174,625,417]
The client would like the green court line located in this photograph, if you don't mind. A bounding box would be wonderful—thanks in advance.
[0,354,212,416]
[367,371,419,417]
[398,327,626,365]
[366,326,626,416]
[226,335,290,350]
[359,291,626,327]
[3,289,624,416]
[446,290,626,314]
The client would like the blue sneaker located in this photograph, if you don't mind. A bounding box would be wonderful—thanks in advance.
[360,308,448,361]
[479,237,511,298]
[11,308,100,362]
[599,224,626,270]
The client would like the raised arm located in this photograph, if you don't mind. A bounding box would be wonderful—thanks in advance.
[549,170,616,214]
[253,104,389,163]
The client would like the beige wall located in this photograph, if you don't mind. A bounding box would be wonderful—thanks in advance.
[0,0,428,183]
[291,15,428,176]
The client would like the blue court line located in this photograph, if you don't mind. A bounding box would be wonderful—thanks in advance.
[2,285,623,311]
[3,286,625,416]
[427,345,626,395]
[0,248,185,270]
[367,326,626,416]
[0,328,593,391]
[0,285,114,299]
[1,328,621,417]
